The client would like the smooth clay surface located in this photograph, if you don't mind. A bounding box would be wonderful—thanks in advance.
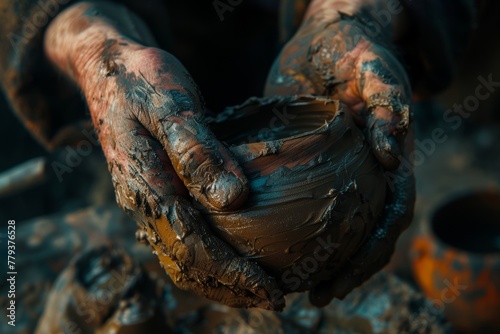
[203,95,387,293]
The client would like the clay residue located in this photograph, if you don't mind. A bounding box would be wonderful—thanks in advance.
[203,96,387,294]
[36,246,168,333]
[133,96,387,309]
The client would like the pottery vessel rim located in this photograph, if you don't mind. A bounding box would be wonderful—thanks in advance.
[428,189,500,258]
[209,95,345,146]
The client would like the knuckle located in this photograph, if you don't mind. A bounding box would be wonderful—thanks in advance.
[177,142,206,174]
[171,239,193,267]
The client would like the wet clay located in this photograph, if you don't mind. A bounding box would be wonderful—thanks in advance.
[36,246,168,334]
[201,96,387,293]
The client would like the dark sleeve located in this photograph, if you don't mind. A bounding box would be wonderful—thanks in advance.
[0,0,89,150]
[398,0,477,95]
[0,0,170,150]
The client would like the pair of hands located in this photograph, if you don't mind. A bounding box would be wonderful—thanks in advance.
[45,2,414,310]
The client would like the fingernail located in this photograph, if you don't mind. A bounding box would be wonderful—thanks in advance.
[374,133,400,170]
[206,172,248,210]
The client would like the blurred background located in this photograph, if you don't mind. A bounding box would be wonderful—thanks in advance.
[1,1,499,333]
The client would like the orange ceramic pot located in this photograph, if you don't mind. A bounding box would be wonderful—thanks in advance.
[411,191,500,333]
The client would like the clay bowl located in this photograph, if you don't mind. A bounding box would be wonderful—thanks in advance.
[203,96,387,293]
[411,190,500,333]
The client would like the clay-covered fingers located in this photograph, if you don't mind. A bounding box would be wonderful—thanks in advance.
[154,105,248,211]
[309,168,413,305]
[309,127,415,307]
[102,117,283,310]
[146,197,284,310]
[100,113,185,221]
[358,49,411,170]
[123,53,248,211]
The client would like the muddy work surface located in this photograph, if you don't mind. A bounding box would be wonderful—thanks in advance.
[0,205,449,334]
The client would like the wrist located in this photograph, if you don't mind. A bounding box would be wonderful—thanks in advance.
[304,0,410,42]
[44,2,151,88]
[304,0,364,22]
[44,2,147,121]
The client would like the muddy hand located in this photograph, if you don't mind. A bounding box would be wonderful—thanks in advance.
[44,2,282,309]
[309,127,415,306]
[265,0,415,305]
[266,0,411,170]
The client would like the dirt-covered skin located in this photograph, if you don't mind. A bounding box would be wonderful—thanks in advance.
[205,97,388,298]
[36,246,169,333]
[44,2,283,310]
[266,0,415,306]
